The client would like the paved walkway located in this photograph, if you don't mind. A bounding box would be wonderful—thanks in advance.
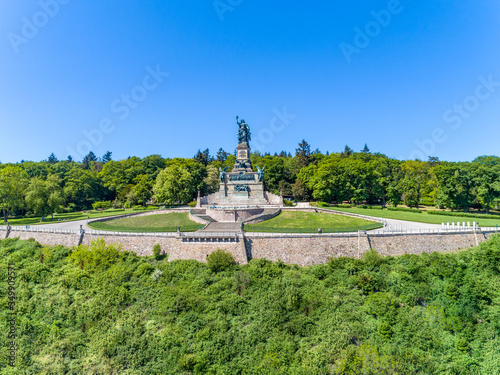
[13,219,91,231]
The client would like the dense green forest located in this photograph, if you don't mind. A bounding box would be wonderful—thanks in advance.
[1,143,500,222]
[2,236,500,374]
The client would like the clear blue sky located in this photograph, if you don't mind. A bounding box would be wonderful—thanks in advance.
[1,1,499,163]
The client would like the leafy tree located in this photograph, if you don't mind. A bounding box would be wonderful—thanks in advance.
[262,156,295,195]
[140,154,166,180]
[99,157,144,196]
[0,166,29,222]
[401,160,429,208]
[471,156,500,213]
[204,164,220,195]
[126,174,153,206]
[64,168,105,209]
[25,175,64,218]
[292,178,312,201]
[153,164,195,204]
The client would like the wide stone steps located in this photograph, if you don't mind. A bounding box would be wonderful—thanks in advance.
[202,222,241,232]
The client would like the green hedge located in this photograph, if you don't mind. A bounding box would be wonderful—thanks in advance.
[427,210,500,220]
[317,201,330,208]
[331,204,352,208]
[92,201,113,210]
[132,205,159,211]
[387,207,422,213]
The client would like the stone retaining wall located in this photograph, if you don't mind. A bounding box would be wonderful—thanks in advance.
[8,230,81,248]
[4,227,499,266]
[245,235,360,265]
[170,235,248,264]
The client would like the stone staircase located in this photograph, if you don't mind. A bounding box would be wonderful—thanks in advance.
[202,222,241,232]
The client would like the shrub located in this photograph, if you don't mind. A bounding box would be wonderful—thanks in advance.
[69,238,123,271]
[132,205,158,211]
[134,262,154,277]
[387,207,422,213]
[188,201,197,208]
[92,201,113,210]
[207,249,235,272]
[66,203,77,212]
[151,268,163,281]
[332,204,352,208]
[317,201,330,208]
[419,199,435,206]
[283,199,295,207]
[153,244,162,260]
[426,210,500,220]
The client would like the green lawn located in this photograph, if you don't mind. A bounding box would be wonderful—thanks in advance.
[326,207,500,227]
[244,211,382,233]
[0,209,150,226]
[87,213,202,232]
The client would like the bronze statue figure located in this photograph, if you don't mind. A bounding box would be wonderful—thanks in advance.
[236,116,251,144]
[257,166,265,182]
[219,167,228,183]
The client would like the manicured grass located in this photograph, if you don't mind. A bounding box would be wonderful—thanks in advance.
[327,207,500,227]
[0,209,148,226]
[87,213,202,232]
[244,211,382,233]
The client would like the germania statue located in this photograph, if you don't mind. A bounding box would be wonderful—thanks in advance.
[236,116,251,145]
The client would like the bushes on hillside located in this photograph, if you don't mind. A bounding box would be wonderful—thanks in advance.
[207,249,235,272]
[69,238,123,271]
[3,235,500,373]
